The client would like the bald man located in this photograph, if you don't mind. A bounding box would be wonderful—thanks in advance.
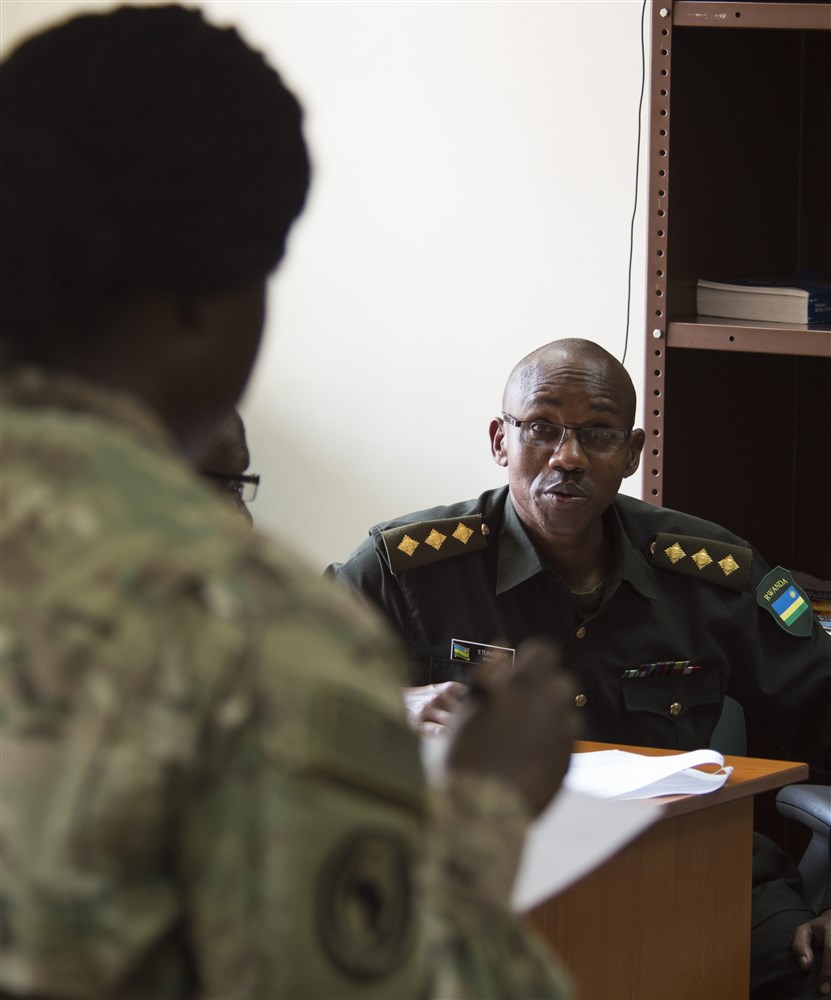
[329,337,831,998]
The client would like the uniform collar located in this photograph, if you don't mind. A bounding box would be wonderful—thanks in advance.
[607,501,657,601]
[495,493,658,601]
[495,496,548,595]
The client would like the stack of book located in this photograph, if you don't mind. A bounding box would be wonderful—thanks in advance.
[806,590,831,636]
[794,571,831,636]
[696,269,831,325]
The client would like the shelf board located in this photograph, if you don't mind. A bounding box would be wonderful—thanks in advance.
[667,318,831,356]
[673,2,831,31]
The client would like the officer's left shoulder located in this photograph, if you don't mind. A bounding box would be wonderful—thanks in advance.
[617,498,823,638]
[616,495,754,592]
[649,529,753,591]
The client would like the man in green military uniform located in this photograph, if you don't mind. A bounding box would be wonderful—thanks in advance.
[330,337,831,998]
[0,9,578,997]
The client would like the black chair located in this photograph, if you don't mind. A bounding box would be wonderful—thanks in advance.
[711,697,829,910]
[775,784,831,913]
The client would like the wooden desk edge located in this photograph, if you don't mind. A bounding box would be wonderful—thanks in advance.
[573,740,809,819]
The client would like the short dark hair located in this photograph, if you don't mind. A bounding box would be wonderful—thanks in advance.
[0,4,310,357]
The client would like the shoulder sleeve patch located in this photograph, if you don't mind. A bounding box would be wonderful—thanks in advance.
[316,827,414,982]
[380,516,489,575]
[650,532,752,591]
[310,688,425,812]
[755,567,814,637]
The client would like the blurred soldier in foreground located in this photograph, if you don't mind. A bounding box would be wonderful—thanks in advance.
[0,6,577,998]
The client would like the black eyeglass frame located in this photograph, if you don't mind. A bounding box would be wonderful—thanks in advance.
[500,413,632,453]
[200,470,261,502]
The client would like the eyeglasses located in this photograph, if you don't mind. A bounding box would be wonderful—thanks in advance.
[501,413,631,455]
[201,470,260,502]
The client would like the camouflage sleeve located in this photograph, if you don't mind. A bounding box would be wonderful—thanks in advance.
[0,539,570,998]
[420,773,573,999]
[0,390,570,998]
[175,563,571,999]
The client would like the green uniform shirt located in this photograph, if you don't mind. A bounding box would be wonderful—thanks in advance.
[331,486,831,996]
[0,371,571,1000]
[330,486,831,777]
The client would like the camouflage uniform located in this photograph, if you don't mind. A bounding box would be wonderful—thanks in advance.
[0,369,571,1000]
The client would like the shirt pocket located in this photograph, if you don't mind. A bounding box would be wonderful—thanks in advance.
[620,666,723,751]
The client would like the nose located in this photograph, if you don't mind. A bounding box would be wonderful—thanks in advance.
[547,427,587,468]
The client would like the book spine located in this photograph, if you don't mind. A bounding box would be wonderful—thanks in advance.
[807,291,831,323]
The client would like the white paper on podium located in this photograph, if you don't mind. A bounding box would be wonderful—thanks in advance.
[565,748,733,800]
[511,787,662,911]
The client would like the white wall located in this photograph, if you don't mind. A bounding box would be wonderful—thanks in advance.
[1,0,650,570]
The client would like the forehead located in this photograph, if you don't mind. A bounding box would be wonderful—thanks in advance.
[507,358,626,419]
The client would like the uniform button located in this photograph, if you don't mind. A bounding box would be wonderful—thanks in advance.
[669,701,681,717]
[575,625,587,639]
[575,694,587,708]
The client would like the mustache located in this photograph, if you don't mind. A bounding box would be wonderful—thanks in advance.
[538,475,589,498]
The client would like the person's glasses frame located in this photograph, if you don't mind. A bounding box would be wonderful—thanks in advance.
[201,470,260,502]
[501,413,632,455]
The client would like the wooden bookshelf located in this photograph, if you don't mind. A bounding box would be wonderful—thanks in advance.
[643,0,831,579]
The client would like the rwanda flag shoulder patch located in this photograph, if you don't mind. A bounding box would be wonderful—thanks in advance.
[756,567,813,637]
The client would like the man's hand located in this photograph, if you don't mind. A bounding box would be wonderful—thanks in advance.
[793,909,831,995]
[404,682,468,737]
[446,637,580,817]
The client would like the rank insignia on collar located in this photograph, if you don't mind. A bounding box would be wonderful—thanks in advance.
[756,567,814,637]
[650,533,752,591]
[381,516,488,575]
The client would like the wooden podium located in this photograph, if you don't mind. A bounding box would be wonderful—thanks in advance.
[526,742,809,1000]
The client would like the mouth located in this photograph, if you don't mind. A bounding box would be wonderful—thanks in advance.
[540,481,589,502]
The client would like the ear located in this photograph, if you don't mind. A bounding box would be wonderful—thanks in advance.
[622,428,646,479]
[490,417,508,468]
[170,283,265,367]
